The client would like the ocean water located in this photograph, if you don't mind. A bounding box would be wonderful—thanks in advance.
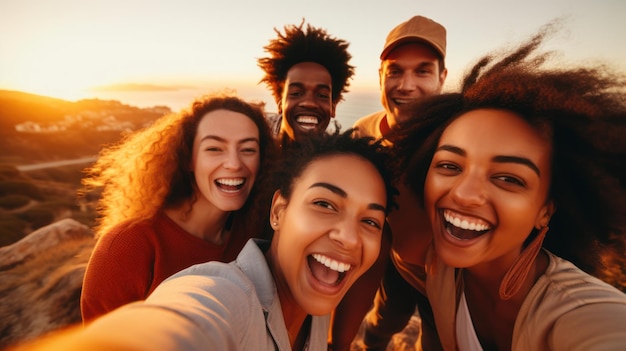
[89,87,382,131]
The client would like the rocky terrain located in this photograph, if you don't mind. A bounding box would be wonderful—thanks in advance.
[0,219,95,349]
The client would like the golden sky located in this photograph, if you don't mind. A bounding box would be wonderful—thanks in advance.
[1,0,625,105]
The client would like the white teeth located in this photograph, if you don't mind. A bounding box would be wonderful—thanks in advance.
[296,116,319,125]
[394,99,416,105]
[312,253,351,273]
[216,178,244,186]
[444,211,490,231]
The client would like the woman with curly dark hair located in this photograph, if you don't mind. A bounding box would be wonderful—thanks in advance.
[80,91,277,323]
[384,24,626,350]
[257,19,354,144]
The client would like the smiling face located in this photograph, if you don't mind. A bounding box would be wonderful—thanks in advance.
[278,62,336,141]
[268,154,386,316]
[424,109,553,272]
[191,109,260,212]
[380,43,446,129]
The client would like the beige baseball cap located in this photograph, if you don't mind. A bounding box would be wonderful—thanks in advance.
[380,15,446,60]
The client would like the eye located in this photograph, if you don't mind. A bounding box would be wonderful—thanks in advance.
[362,218,382,230]
[434,161,461,175]
[417,68,433,75]
[241,147,259,155]
[287,89,303,98]
[204,146,222,152]
[493,175,526,188]
[386,69,401,77]
[317,92,331,99]
[313,200,336,211]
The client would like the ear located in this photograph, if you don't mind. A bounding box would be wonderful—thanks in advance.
[270,190,287,230]
[438,68,448,91]
[378,67,383,87]
[330,101,337,118]
[535,200,556,229]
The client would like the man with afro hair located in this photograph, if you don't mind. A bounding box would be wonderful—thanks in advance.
[258,20,354,145]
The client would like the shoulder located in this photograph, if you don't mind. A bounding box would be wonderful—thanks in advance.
[353,111,386,138]
[92,219,157,256]
[514,251,626,349]
[264,112,281,138]
[159,240,269,301]
[537,251,626,304]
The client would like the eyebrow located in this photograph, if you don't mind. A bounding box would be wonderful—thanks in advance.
[200,135,260,144]
[288,82,332,91]
[386,61,436,70]
[309,182,387,212]
[435,145,541,176]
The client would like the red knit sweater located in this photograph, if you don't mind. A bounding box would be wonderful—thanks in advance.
[80,212,251,323]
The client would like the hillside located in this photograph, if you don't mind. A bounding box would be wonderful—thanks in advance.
[0,90,171,245]
[0,89,171,164]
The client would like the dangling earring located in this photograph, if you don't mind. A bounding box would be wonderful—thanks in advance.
[499,226,549,300]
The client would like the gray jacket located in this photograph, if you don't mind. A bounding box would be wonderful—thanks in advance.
[80,239,330,351]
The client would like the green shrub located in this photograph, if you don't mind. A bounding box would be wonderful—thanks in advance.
[0,194,31,210]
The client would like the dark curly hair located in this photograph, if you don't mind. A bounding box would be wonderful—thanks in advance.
[257,19,355,106]
[388,22,626,288]
[274,128,398,216]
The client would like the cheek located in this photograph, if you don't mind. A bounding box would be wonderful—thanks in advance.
[382,79,394,93]
[247,157,261,176]
[498,198,542,232]
[193,155,214,174]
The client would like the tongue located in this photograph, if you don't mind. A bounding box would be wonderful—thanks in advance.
[448,225,484,240]
[309,257,339,285]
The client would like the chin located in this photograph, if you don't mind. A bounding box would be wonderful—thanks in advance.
[302,299,339,316]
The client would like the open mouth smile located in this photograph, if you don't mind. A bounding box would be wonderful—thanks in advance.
[296,115,320,130]
[443,209,491,240]
[215,177,246,193]
[307,253,352,286]
[393,98,418,105]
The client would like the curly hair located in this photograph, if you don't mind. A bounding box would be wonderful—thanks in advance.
[389,23,626,286]
[273,128,398,216]
[82,91,277,238]
[257,19,355,106]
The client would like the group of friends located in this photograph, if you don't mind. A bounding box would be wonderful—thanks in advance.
[12,14,626,351]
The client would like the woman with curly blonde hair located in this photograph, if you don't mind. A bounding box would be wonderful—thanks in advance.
[80,92,277,323]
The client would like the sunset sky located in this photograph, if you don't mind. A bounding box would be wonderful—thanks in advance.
[1,0,625,109]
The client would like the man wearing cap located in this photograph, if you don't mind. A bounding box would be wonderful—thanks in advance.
[353,15,447,139]
[337,15,448,351]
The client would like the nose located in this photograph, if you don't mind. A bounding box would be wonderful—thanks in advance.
[397,72,417,92]
[328,218,360,250]
[449,172,487,208]
[298,92,317,109]
[223,149,242,170]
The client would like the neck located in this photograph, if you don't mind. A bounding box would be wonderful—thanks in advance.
[264,249,309,349]
[165,199,230,244]
[464,250,548,302]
